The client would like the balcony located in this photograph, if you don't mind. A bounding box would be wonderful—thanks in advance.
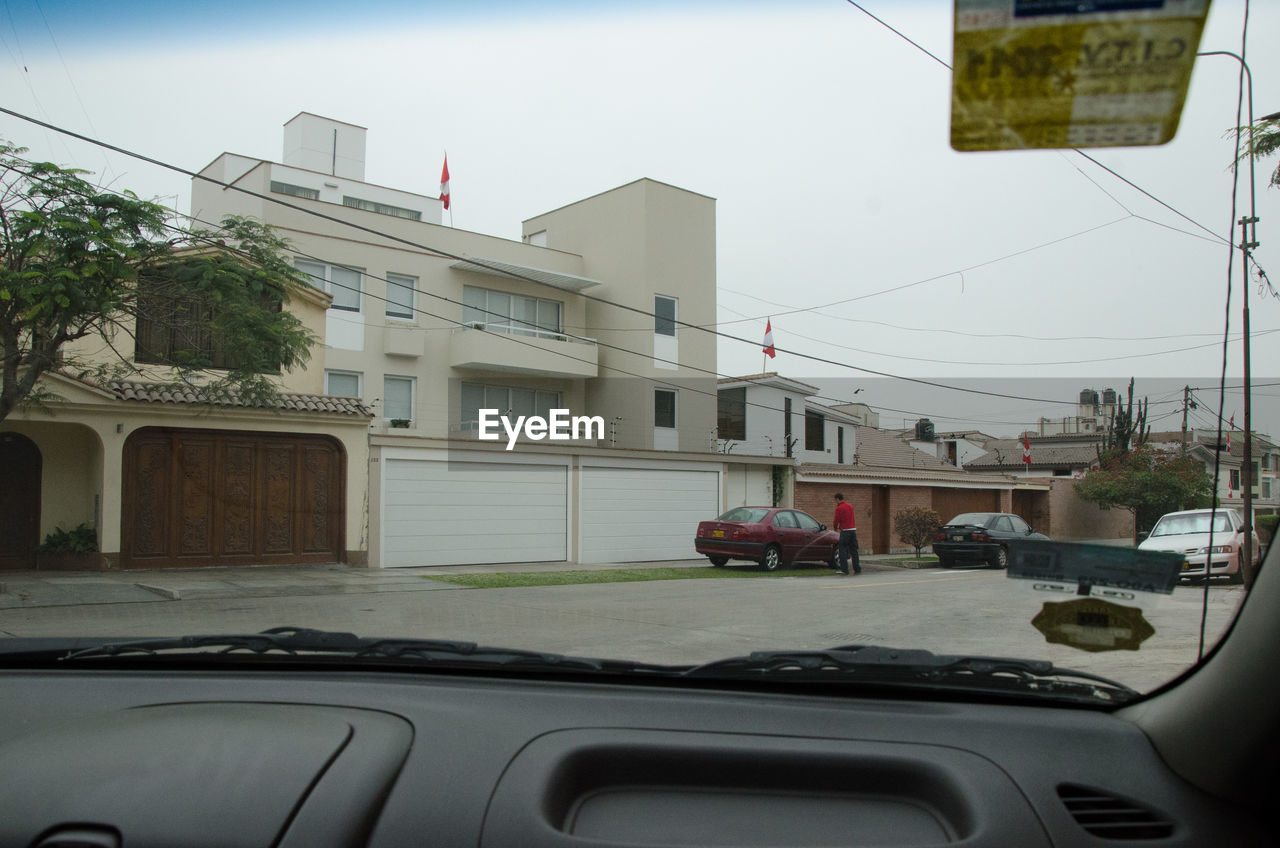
[449,325,598,379]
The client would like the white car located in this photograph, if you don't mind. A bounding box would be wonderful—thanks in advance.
[1139,508,1262,584]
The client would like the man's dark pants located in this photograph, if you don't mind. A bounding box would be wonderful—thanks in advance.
[834,529,861,574]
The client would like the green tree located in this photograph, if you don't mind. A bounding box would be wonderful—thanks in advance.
[1239,111,1280,190]
[894,507,942,558]
[0,143,315,422]
[1074,444,1214,537]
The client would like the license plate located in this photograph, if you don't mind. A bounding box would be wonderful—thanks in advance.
[712,530,724,538]
[952,535,964,541]
[1182,561,1190,570]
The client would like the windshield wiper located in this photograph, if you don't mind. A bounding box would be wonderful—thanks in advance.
[37,627,672,674]
[681,645,1140,704]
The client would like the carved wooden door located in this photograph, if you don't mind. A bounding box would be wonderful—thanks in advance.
[122,428,344,569]
[0,432,41,570]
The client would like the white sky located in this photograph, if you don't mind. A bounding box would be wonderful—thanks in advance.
[1,0,1277,436]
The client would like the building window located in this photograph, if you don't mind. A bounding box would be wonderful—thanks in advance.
[294,259,362,312]
[1264,479,1273,499]
[459,382,561,429]
[805,410,824,451]
[1230,469,1241,491]
[717,388,746,441]
[462,286,563,338]
[838,427,844,463]
[386,273,416,320]
[526,230,547,247]
[655,296,677,336]
[382,375,415,421]
[654,389,677,428]
[134,276,282,372]
[270,180,319,200]
[784,397,793,457]
[341,195,422,221]
[325,370,362,398]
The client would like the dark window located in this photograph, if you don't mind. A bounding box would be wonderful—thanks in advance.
[134,277,281,372]
[838,427,844,463]
[773,511,797,529]
[1230,469,1241,490]
[805,410,824,451]
[655,296,677,336]
[342,195,422,221]
[270,180,319,200]
[784,397,792,457]
[1010,516,1030,533]
[792,511,821,531]
[655,389,676,428]
[993,516,1014,532]
[717,388,746,440]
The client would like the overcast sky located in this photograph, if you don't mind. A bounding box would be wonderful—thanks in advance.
[1,0,1277,437]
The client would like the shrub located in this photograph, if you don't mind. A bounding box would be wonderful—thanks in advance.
[894,507,942,558]
[38,523,98,554]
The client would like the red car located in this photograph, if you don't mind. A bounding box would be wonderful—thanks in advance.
[694,506,839,571]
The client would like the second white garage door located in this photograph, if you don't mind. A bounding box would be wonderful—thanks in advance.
[382,459,568,567]
[579,467,719,563]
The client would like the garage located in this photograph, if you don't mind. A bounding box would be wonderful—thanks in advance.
[121,427,345,569]
[382,458,568,567]
[579,466,719,563]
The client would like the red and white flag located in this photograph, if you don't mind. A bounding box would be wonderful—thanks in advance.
[439,155,451,211]
[762,319,776,359]
[1227,414,1235,452]
[1022,433,1032,467]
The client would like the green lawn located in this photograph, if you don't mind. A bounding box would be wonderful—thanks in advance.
[425,564,837,589]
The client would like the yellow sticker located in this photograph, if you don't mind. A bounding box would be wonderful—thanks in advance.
[951,1,1210,150]
[1032,597,1155,653]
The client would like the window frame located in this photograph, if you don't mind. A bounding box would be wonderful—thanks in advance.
[462,285,564,339]
[382,374,415,421]
[717,387,747,441]
[385,272,417,321]
[654,389,677,429]
[654,295,677,337]
[295,259,364,313]
[324,369,363,399]
[805,409,825,451]
[459,382,563,430]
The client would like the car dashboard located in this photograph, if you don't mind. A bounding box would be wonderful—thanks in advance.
[0,665,1269,848]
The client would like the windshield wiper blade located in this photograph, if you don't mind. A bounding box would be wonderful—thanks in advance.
[53,627,675,674]
[681,645,1140,703]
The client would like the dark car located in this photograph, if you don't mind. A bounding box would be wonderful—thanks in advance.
[695,506,839,571]
[931,512,1049,569]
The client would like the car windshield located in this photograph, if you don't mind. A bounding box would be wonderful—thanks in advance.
[1151,513,1235,537]
[0,0,1276,707]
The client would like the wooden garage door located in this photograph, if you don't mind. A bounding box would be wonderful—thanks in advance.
[122,428,344,569]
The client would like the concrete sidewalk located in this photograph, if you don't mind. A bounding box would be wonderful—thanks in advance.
[0,555,925,610]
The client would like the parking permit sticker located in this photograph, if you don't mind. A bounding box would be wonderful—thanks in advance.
[951,0,1211,150]
[1006,539,1184,595]
[1032,597,1155,652]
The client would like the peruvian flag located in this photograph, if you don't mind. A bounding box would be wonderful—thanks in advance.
[1022,433,1032,467]
[1227,414,1235,451]
[439,155,451,210]
[763,319,776,359]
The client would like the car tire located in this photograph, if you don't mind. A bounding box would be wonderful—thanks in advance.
[991,546,1008,570]
[759,544,782,572]
[708,556,728,567]
[1229,564,1243,585]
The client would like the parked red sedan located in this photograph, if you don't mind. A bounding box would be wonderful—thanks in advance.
[694,506,839,571]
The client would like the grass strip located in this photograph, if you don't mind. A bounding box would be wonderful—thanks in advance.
[425,565,836,589]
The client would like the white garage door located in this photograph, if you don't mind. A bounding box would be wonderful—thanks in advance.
[579,467,719,563]
[383,459,567,567]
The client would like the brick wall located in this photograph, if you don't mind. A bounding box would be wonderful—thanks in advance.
[1045,477,1134,541]
[794,482,874,552]
[931,487,1000,523]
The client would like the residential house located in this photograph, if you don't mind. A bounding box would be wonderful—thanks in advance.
[715,373,862,465]
[187,112,775,568]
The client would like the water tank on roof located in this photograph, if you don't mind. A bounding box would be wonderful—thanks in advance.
[1079,389,1099,406]
[915,418,936,442]
[1102,388,1117,405]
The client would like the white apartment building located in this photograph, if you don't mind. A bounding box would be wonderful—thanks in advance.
[716,374,862,466]
[185,113,768,568]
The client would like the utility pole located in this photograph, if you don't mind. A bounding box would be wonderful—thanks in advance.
[1240,212,1259,585]
[1181,385,1191,455]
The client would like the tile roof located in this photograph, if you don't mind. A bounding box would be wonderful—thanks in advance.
[106,380,372,416]
[965,438,1099,471]
[797,463,1034,488]
[852,426,966,473]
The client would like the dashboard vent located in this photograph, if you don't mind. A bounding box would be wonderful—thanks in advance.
[1058,784,1174,840]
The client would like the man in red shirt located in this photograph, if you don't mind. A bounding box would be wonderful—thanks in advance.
[832,493,861,575]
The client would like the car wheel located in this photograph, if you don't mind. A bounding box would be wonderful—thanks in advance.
[708,556,728,567]
[991,546,1008,570]
[1229,564,1243,585]
[759,544,782,572]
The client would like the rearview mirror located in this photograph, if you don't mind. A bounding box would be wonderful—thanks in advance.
[819,524,827,531]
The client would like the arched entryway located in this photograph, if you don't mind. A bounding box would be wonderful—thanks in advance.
[0,432,42,570]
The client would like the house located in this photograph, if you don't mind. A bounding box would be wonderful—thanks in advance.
[896,421,995,467]
[1147,430,1280,516]
[792,426,1049,554]
[715,373,862,465]
[1,282,374,571]
[185,112,777,568]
